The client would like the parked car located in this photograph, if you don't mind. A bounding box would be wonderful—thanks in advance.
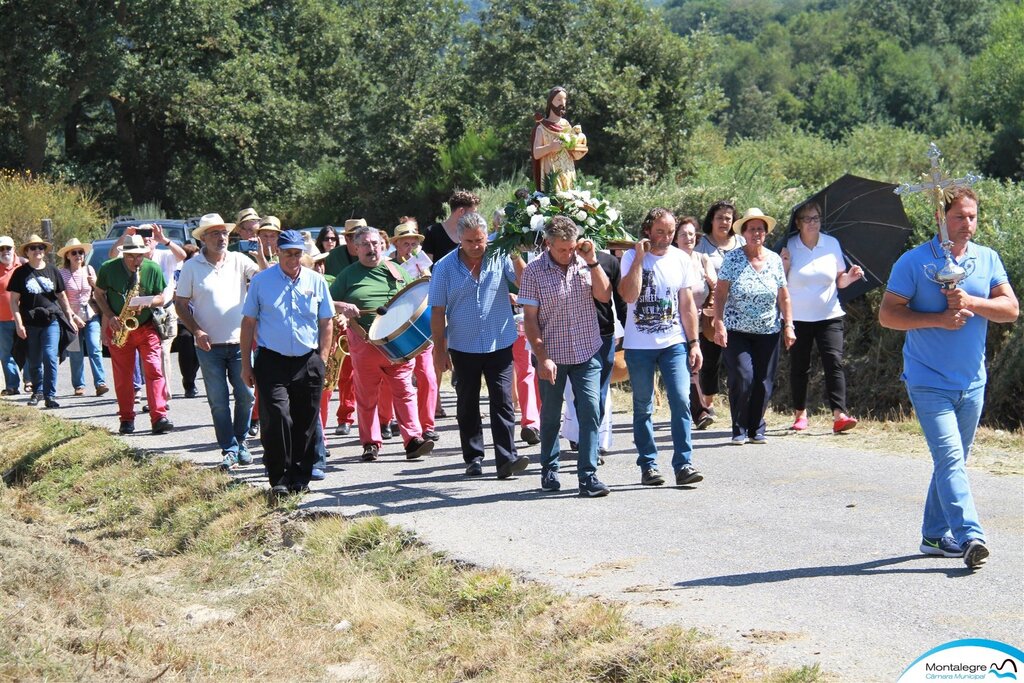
[87,217,199,272]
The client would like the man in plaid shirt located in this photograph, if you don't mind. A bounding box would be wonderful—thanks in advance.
[519,215,613,497]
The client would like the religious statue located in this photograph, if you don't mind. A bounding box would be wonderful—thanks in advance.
[531,86,588,193]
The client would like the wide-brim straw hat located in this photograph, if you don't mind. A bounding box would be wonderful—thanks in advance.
[57,237,92,259]
[343,218,368,234]
[236,207,260,224]
[258,215,282,233]
[121,234,149,254]
[733,207,777,233]
[19,233,52,256]
[392,221,424,242]
[192,213,235,240]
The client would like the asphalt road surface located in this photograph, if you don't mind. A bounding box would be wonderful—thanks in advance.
[15,356,1023,681]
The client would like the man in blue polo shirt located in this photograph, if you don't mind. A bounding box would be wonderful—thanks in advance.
[241,230,334,496]
[429,212,526,479]
[880,187,1019,570]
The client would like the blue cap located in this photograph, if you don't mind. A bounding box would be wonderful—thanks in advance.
[277,229,304,251]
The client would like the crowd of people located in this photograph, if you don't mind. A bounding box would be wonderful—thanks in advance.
[0,186,1016,568]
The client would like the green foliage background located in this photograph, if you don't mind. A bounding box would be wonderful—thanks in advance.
[0,0,1021,427]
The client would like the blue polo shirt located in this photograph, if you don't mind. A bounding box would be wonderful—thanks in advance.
[885,236,1009,390]
[429,248,518,353]
[242,264,333,356]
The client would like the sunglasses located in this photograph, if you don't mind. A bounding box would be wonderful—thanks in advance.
[69,250,85,256]
[27,245,47,252]
[323,235,338,242]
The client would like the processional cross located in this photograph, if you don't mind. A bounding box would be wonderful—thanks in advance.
[894,143,981,288]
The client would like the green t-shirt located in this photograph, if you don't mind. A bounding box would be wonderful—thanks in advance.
[324,246,358,279]
[329,261,408,332]
[95,258,167,325]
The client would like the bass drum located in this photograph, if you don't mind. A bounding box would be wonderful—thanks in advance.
[368,277,432,363]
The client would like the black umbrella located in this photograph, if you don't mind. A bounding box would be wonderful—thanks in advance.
[780,174,913,303]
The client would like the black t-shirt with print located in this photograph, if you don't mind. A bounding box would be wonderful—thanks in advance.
[7,263,65,327]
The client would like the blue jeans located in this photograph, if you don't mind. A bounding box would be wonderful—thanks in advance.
[0,320,20,390]
[625,343,694,472]
[907,384,986,546]
[196,344,255,454]
[537,352,601,483]
[26,321,60,398]
[69,315,106,389]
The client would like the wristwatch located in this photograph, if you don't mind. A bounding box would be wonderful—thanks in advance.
[586,261,600,269]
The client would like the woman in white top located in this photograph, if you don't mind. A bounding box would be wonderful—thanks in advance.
[781,201,864,433]
[693,200,745,425]
[674,215,717,429]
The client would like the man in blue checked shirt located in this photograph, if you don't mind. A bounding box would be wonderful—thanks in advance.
[429,212,527,479]
[241,230,334,497]
[519,216,613,497]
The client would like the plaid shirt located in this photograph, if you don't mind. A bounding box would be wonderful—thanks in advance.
[517,251,601,365]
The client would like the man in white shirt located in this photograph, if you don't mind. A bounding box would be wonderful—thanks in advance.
[619,207,704,487]
[175,214,260,470]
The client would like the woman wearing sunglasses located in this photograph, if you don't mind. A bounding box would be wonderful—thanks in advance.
[8,234,76,407]
[59,238,108,397]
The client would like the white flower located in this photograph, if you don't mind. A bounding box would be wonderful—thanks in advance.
[538,196,551,208]
[607,208,619,222]
[530,214,546,232]
[580,191,592,201]
[526,205,537,216]
[575,200,584,208]
[575,210,587,223]
[556,191,572,200]
[586,217,596,227]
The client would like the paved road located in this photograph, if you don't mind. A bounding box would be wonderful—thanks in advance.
[18,357,1024,681]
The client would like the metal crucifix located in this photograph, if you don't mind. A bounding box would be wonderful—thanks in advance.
[894,143,982,288]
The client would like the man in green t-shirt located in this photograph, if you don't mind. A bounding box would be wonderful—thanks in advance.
[324,218,365,278]
[331,225,432,463]
[94,234,172,436]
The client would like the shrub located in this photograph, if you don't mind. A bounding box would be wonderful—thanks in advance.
[0,170,108,246]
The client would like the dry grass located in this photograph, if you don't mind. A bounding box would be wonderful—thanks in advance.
[0,401,820,682]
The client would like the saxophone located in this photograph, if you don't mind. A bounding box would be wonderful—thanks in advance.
[112,277,141,348]
[323,314,349,391]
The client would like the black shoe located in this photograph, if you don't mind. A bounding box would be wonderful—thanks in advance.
[289,482,311,495]
[424,430,440,442]
[435,406,448,419]
[381,422,394,440]
[962,539,989,569]
[26,393,42,406]
[675,465,703,486]
[520,426,541,445]
[335,423,351,436]
[361,443,379,462]
[694,411,714,430]
[497,454,530,480]
[1,388,19,396]
[465,457,483,477]
[641,467,666,486]
[183,387,198,398]
[142,404,150,413]
[405,437,434,460]
[578,475,610,497]
[119,420,135,434]
[270,484,290,498]
[248,421,260,437]
[567,440,578,451]
[152,417,174,434]
[44,398,60,409]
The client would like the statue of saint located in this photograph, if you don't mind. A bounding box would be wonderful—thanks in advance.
[531,86,588,193]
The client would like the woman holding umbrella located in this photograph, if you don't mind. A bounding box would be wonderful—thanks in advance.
[713,209,795,445]
[781,201,864,433]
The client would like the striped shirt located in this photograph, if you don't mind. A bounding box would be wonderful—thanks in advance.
[429,248,518,353]
[517,252,601,366]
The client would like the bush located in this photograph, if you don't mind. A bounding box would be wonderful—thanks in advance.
[0,170,108,246]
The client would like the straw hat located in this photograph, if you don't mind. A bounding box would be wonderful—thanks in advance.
[343,218,368,234]
[19,234,52,257]
[258,215,282,233]
[57,237,92,260]
[192,213,235,240]
[311,250,330,263]
[121,234,149,254]
[392,221,424,242]
[236,207,260,224]
[732,207,777,233]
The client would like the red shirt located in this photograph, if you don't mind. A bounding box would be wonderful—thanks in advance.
[0,262,19,322]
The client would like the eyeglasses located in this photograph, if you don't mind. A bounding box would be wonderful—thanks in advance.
[27,245,47,252]
[799,216,821,224]
[322,235,338,242]
[69,250,85,256]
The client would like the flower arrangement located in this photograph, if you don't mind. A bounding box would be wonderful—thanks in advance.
[558,125,587,152]
[490,183,635,257]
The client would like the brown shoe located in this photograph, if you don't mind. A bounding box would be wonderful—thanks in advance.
[73,387,85,396]
[96,384,109,397]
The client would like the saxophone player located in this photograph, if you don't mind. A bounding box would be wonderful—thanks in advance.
[94,234,174,435]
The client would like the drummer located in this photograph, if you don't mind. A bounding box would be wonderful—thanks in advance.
[330,225,434,463]
[375,219,439,442]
